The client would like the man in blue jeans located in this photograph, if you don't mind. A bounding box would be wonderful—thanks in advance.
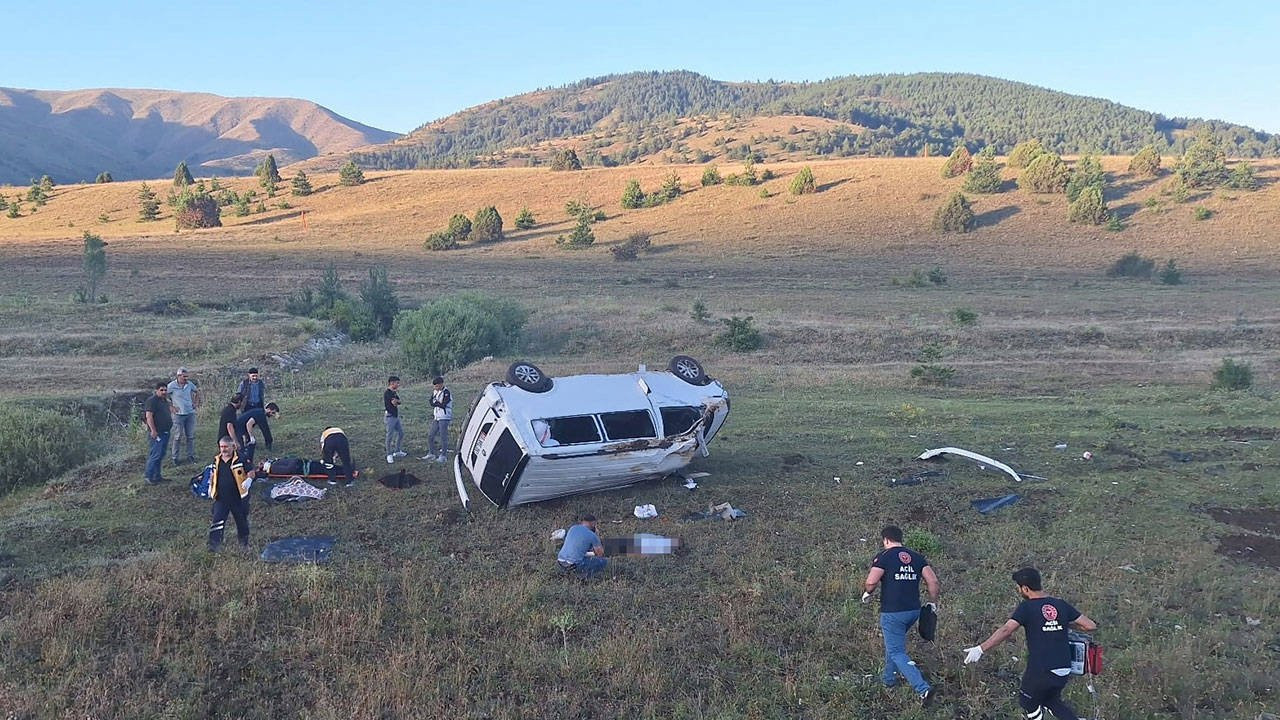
[143,383,173,484]
[863,525,941,707]
[556,514,606,579]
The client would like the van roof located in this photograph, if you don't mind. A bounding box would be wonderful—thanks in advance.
[492,370,726,423]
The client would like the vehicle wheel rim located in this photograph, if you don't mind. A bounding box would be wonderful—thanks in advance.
[675,359,699,380]
[514,365,541,384]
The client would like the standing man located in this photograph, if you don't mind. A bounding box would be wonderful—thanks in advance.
[862,525,940,707]
[235,402,279,466]
[384,375,404,464]
[962,567,1098,720]
[425,375,452,463]
[237,367,267,412]
[218,393,244,451]
[321,426,356,486]
[167,367,200,466]
[556,514,606,579]
[207,436,255,551]
[143,382,173,484]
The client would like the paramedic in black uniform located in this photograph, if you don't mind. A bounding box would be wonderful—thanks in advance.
[208,436,255,551]
[963,567,1098,720]
[862,525,940,707]
[320,426,355,486]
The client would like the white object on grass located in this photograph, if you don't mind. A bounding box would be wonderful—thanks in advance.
[962,646,984,664]
[633,503,658,519]
[918,447,1023,483]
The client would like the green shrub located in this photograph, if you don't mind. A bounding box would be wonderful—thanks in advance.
[1192,206,1212,221]
[1107,252,1155,278]
[1143,197,1159,209]
[1211,358,1252,391]
[0,407,97,493]
[447,213,472,241]
[716,316,763,351]
[1157,259,1183,285]
[425,231,456,251]
[609,232,652,261]
[690,297,710,322]
[1008,139,1047,169]
[927,266,948,285]
[557,218,595,247]
[910,343,955,386]
[621,179,645,209]
[1019,152,1070,193]
[789,166,816,195]
[328,299,379,342]
[931,192,974,233]
[1128,145,1161,176]
[1066,155,1105,202]
[1105,214,1125,232]
[724,160,758,186]
[963,147,1002,193]
[1068,185,1109,225]
[1176,133,1227,188]
[174,189,221,229]
[359,266,400,336]
[95,172,113,184]
[700,167,722,186]
[471,206,503,243]
[658,172,682,202]
[291,171,313,196]
[950,307,978,326]
[550,149,582,171]
[137,182,160,221]
[514,207,536,229]
[903,528,942,557]
[395,293,528,374]
[338,160,365,186]
[941,146,972,178]
[1224,163,1258,190]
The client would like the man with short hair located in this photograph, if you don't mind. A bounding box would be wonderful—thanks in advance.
[556,514,606,579]
[237,368,267,412]
[143,382,173,484]
[218,393,244,451]
[863,525,940,707]
[963,567,1098,720]
[321,426,356,486]
[235,402,279,466]
[207,436,255,551]
[167,367,200,465]
[384,376,404,464]
[425,375,452,463]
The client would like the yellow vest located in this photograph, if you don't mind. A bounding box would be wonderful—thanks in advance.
[210,453,251,500]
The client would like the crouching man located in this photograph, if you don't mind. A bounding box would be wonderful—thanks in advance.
[963,567,1098,720]
[208,436,256,551]
[321,426,356,486]
[556,514,606,579]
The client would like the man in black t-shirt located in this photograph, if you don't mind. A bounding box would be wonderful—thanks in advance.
[963,567,1098,720]
[383,376,404,464]
[218,393,244,451]
[143,383,173,484]
[862,525,941,707]
[235,402,279,466]
[207,436,255,551]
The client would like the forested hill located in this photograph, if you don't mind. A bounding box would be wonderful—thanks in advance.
[352,71,1278,170]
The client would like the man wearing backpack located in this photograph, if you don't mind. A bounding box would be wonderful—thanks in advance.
[862,525,941,707]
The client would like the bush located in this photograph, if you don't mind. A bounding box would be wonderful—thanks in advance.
[658,172,681,202]
[1192,206,1212,221]
[173,161,194,188]
[621,179,645,209]
[1008,139,1047,169]
[447,213,472,242]
[927,266,948,285]
[395,293,528,374]
[137,182,160,221]
[1128,145,1161,176]
[359,266,400,336]
[1211,358,1253,391]
[338,160,365,186]
[609,232,652,261]
[425,231,456,251]
[550,149,582,171]
[724,160,758,186]
[1019,152,1070,193]
[931,192,974,233]
[95,172,113,184]
[291,171,313,196]
[951,307,978,326]
[1107,252,1155,278]
[690,297,710,321]
[329,299,379,342]
[963,147,1002,193]
[471,206,503,243]
[941,146,973,178]
[557,218,595,247]
[79,231,107,305]
[903,528,942,557]
[514,207,536,230]
[1066,155,1105,202]
[0,406,97,493]
[1224,163,1258,190]
[174,189,221,229]
[1158,259,1183,285]
[1068,185,1109,225]
[910,343,955,386]
[701,167,722,186]
[1176,134,1228,189]
[716,316,763,351]
[789,166,816,194]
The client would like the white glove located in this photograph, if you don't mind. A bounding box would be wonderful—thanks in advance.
[244,477,253,490]
[962,646,984,664]
[860,591,872,604]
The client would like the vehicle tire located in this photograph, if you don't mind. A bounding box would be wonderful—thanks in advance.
[506,360,553,393]
[668,355,710,385]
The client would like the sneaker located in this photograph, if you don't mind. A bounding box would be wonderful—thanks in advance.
[327,479,338,486]
[393,451,407,458]
[419,454,434,460]
[386,454,395,464]
[344,480,355,488]
[435,454,446,463]
[919,688,934,708]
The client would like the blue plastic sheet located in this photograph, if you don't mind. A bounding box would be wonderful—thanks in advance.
[260,536,336,564]
[971,494,1021,514]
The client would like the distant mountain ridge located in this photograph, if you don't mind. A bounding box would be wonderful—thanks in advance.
[0,88,398,184]
[351,71,1278,170]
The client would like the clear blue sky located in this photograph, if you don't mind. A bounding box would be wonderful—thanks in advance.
[6,0,1278,134]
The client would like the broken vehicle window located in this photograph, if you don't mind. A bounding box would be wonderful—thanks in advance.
[600,410,656,441]
[548,415,602,445]
[659,406,702,437]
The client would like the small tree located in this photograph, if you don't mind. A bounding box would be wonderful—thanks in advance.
[941,146,973,178]
[963,147,1002,193]
[514,207,535,230]
[256,154,282,185]
[1128,145,1161,176]
[931,192,975,233]
[1158,259,1183,285]
[173,161,194,187]
[471,206,503,243]
[234,194,251,216]
[789,166,816,195]
[26,183,47,206]
[701,166,722,186]
[658,172,682,202]
[1068,185,1109,225]
[1224,163,1258,190]
[557,217,595,247]
[0,196,6,211]
[425,231,457,251]
[175,188,221,229]
[1018,152,1070,193]
[1176,133,1227,188]
[1008,139,1047,169]
[550,148,582,171]
[446,213,472,242]
[1211,359,1252,391]
[39,175,54,192]
[1066,155,1105,202]
[78,231,107,304]
[621,179,645,209]
[338,160,365,186]
[360,265,400,336]
[291,171,313,196]
[95,172,113,184]
[5,198,19,218]
[716,316,763,352]
[137,182,160,221]
[318,263,345,309]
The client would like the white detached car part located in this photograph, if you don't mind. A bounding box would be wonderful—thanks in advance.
[453,356,729,509]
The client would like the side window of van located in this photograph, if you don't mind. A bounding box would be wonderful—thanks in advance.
[659,406,702,437]
[470,421,494,464]
[600,410,656,440]
[548,415,601,445]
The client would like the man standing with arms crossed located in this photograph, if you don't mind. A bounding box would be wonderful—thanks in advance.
[863,525,940,707]
[962,567,1097,720]
[424,375,452,463]
[384,376,404,464]
[167,367,200,466]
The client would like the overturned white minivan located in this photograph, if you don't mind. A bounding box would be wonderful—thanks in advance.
[452,356,729,509]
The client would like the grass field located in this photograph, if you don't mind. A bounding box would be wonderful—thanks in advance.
[0,157,1277,719]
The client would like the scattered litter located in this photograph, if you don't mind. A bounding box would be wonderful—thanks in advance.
[602,533,682,556]
[834,476,841,483]
[1021,474,1048,481]
[1117,564,1137,573]
[887,469,947,487]
[1166,450,1194,463]
[683,502,747,521]
[855,461,864,466]
[269,477,327,502]
[1111,481,1119,485]
[1081,451,1093,461]
[1054,443,1068,450]
[260,536,335,564]
[550,528,567,541]
[919,447,1024,483]
[684,478,698,490]
[633,504,659,519]
[860,537,868,543]
[685,472,711,480]
[971,494,1021,514]
[1246,616,1262,626]
[377,469,420,489]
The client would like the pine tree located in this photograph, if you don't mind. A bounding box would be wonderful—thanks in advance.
[291,171,313,196]
[514,207,535,230]
[1128,145,1161,176]
[1018,152,1070,193]
[1008,139,1047,169]
[173,161,194,187]
[658,172,682,201]
[1176,133,1228,188]
[256,154,282,184]
[963,147,1003,193]
[621,179,645,209]
[941,146,973,178]
[39,175,55,192]
[95,172,113,184]
[789,166,816,195]
[80,231,107,303]
[931,192,975,233]
[1066,155,1105,202]
[137,182,160,221]
[338,160,365,186]
[471,206,504,243]
[1067,185,1109,225]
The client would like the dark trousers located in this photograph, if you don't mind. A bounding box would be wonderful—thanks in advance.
[209,494,250,550]
[322,434,354,483]
[1019,669,1077,720]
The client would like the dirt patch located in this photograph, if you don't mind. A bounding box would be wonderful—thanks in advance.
[1208,507,1280,536]
[1205,426,1279,441]
[780,453,810,466]
[1216,534,1280,570]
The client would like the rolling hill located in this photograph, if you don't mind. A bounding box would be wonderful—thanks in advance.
[349,71,1280,170]
[0,87,399,184]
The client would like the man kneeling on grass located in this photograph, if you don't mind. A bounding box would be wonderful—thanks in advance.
[557,514,606,579]
[208,436,255,551]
